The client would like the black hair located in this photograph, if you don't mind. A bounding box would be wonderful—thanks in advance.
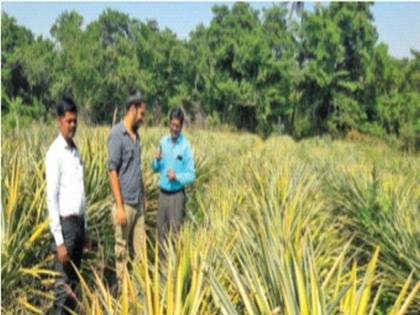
[169,107,184,126]
[56,97,77,117]
[126,90,144,109]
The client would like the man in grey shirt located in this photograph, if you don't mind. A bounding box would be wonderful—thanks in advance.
[107,90,147,283]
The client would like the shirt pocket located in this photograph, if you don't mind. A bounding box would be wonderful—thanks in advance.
[75,159,84,182]
[74,152,84,182]
[173,149,184,170]
[175,153,184,166]
[60,156,83,188]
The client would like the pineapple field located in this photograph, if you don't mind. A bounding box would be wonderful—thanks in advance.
[1,125,419,314]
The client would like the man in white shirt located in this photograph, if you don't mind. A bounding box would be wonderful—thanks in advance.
[45,97,89,315]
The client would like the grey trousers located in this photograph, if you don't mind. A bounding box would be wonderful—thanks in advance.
[111,202,146,282]
[157,189,186,257]
[51,216,85,315]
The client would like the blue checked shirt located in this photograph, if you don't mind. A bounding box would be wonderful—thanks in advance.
[152,133,195,191]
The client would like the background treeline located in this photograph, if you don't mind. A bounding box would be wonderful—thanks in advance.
[2,2,419,148]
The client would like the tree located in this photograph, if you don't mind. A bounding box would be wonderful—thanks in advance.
[1,3,418,145]
[1,12,52,129]
[299,2,378,136]
[1,12,34,107]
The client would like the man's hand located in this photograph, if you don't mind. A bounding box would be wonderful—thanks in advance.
[167,168,176,181]
[143,197,148,212]
[57,243,68,264]
[156,149,162,160]
[116,205,127,225]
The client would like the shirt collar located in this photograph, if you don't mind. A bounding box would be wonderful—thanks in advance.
[120,121,139,140]
[167,132,183,145]
[58,133,76,151]
[120,121,129,135]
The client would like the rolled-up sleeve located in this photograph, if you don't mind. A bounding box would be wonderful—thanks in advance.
[108,133,122,172]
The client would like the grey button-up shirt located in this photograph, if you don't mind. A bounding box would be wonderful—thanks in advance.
[107,121,142,205]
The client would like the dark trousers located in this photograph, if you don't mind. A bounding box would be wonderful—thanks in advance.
[157,189,185,258]
[51,216,85,315]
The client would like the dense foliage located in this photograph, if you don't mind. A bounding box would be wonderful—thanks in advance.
[2,3,419,148]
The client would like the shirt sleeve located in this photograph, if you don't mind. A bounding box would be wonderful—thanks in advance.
[152,157,161,172]
[175,141,195,186]
[45,151,64,246]
[108,133,122,172]
[152,139,163,172]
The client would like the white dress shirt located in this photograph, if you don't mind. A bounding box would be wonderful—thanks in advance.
[45,133,86,246]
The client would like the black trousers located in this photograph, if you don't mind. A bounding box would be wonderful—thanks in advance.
[51,216,85,315]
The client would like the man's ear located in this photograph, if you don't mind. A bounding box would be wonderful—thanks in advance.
[127,104,134,114]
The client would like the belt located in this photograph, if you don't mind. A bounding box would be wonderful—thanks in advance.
[60,214,84,224]
[160,188,185,195]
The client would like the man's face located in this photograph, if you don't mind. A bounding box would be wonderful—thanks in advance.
[170,118,182,141]
[57,111,77,141]
[132,102,146,131]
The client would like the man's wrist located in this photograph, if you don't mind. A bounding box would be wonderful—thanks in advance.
[54,232,64,247]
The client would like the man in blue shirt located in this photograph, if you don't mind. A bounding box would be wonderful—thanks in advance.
[152,108,195,257]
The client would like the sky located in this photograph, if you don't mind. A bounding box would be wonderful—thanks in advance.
[1,1,420,59]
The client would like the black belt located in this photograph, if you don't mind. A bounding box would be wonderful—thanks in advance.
[60,214,84,224]
[160,188,184,195]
